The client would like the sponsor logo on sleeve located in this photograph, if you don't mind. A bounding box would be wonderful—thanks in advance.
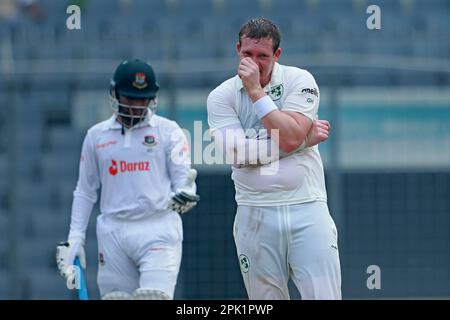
[301,87,319,97]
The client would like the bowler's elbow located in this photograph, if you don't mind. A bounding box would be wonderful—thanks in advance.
[278,139,302,154]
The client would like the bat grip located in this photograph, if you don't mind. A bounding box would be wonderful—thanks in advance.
[74,257,89,300]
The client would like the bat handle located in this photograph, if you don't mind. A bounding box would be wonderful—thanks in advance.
[74,257,89,300]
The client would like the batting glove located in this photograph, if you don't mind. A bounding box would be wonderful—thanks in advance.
[56,238,86,279]
[168,169,200,214]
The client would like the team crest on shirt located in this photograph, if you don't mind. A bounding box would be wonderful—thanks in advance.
[239,254,250,273]
[268,84,283,101]
[143,135,157,147]
[132,72,148,89]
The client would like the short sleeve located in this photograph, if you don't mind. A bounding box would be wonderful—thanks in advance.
[281,70,320,121]
[207,85,241,132]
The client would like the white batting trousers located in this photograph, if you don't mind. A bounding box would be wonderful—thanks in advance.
[96,211,182,298]
[233,201,342,300]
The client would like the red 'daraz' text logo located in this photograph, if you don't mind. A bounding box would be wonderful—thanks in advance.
[109,160,118,176]
[109,159,150,176]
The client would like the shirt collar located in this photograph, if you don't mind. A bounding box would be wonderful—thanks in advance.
[103,113,156,131]
[235,62,282,93]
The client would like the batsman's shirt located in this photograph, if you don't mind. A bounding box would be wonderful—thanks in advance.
[207,62,327,206]
[72,114,190,227]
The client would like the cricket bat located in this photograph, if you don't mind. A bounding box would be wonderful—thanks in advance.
[74,257,89,300]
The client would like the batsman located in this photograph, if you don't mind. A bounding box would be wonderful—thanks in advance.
[56,59,200,300]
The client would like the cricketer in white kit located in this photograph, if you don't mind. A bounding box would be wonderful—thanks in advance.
[56,59,200,300]
[207,18,341,299]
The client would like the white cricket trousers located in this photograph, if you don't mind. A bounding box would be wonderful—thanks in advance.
[96,211,183,298]
[233,201,341,300]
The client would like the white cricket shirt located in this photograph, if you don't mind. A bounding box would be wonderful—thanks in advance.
[68,113,191,241]
[207,62,327,206]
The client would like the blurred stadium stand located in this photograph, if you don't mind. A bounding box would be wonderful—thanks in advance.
[0,0,449,299]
